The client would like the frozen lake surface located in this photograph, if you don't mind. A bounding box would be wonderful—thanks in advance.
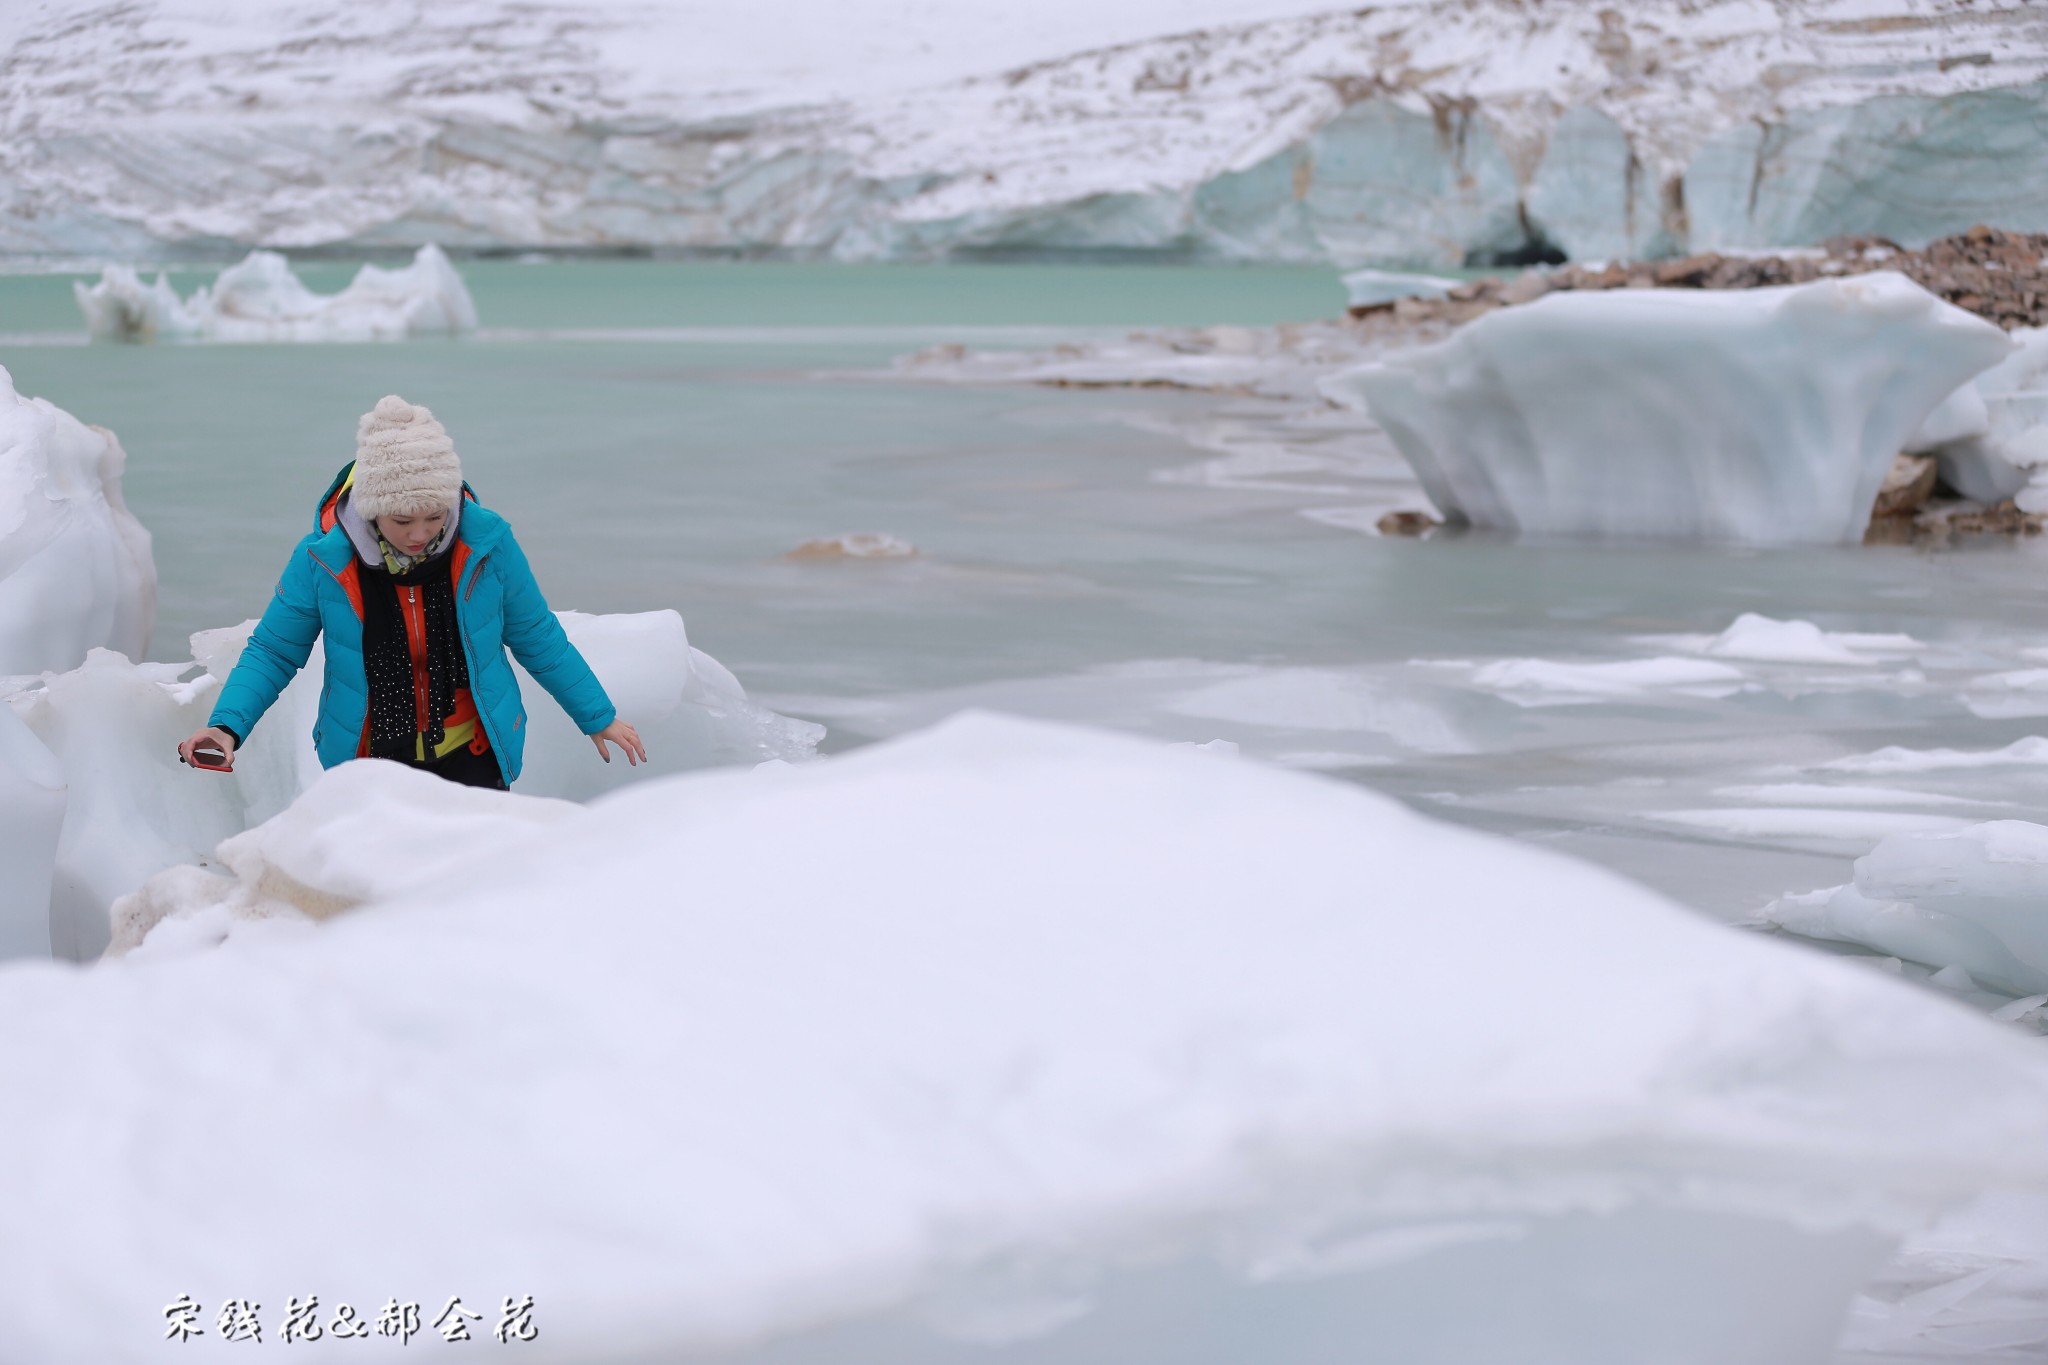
[3,258,2046,1359]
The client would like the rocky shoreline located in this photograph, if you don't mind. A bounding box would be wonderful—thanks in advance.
[1353,227,2048,334]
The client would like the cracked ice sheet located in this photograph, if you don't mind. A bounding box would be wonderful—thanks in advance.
[1839,1192,2048,1362]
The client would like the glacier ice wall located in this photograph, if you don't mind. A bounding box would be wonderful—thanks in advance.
[1684,88,2048,258]
[1322,273,2014,545]
[0,366,155,674]
[5,714,2048,1362]
[3,3,2045,264]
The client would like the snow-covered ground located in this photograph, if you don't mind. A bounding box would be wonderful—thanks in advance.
[2,1,2044,261]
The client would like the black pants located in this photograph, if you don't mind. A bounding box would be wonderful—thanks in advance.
[413,743,508,790]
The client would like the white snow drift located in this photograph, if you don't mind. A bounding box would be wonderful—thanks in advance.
[1767,820,2048,999]
[73,244,477,343]
[1323,273,2014,545]
[6,714,2048,1364]
[3,610,822,962]
[0,365,155,673]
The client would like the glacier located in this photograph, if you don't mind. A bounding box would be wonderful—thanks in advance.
[5,713,2048,1363]
[1320,273,2015,545]
[72,244,477,342]
[2,2,2045,264]
[0,365,155,674]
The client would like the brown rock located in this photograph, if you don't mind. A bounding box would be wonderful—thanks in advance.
[1376,510,1441,537]
[1871,452,1938,519]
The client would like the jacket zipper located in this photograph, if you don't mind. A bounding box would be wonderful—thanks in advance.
[405,584,430,734]
[456,552,507,774]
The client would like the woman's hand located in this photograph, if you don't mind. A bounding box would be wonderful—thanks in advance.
[591,719,647,766]
[178,726,238,770]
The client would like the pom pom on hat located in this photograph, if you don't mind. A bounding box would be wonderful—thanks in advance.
[351,394,462,518]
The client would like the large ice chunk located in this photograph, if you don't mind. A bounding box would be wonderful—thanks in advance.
[1767,820,2048,998]
[5,611,821,962]
[0,366,155,673]
[6,715,2048,1363]
[73,244,477,343]
[0,705,63,961]
[1323,274,2014,545]
[111,760,579,960]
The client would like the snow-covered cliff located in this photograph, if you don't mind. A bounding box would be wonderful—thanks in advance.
[2,0,2045,264]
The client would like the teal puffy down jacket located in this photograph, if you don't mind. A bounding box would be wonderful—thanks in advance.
[209,468,615,781]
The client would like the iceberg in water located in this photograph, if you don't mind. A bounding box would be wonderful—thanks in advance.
[1766,819,2048,998]
[1322,274,2014,545]
[0,366,155,674]
[6,714,2048,1363]
[72,244,477,343]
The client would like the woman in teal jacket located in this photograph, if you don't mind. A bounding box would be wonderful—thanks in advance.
[177,395,644,788]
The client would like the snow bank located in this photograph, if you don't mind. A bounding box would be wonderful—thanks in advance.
[0,366,155,673]
[1323,274,2015,545]
[2,610,821,961]
[1766,820,2048,997]
[7,714,2048,1363]
[73,245,477,343]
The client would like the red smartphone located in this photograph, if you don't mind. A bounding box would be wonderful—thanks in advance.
[182,741,234,773]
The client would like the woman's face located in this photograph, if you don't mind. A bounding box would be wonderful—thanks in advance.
[375,509,448,557]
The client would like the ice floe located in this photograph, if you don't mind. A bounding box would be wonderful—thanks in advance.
[1470,656,1745,706]
[0,366,155,674]
[1766,820,2048,997]
[1321,274,2015,545]
[73,245,477,343]
[1696,614,1921,666]
[6,713,2048,1364]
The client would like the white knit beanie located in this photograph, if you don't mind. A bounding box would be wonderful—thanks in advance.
[350,395,462,518]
